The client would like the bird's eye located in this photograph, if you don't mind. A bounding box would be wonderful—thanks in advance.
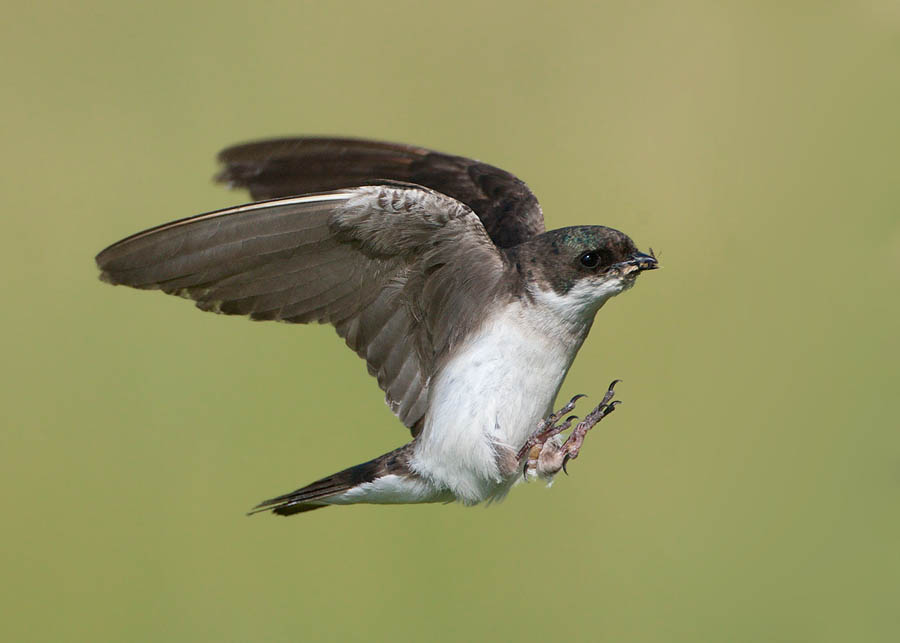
[579,251,600,268]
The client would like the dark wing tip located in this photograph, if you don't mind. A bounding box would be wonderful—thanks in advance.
[212,136,427,200]
[216,136,430,162]
[94,242,153,288]
[95,246,122,285]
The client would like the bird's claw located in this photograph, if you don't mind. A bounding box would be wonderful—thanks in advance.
[520,379,622,480]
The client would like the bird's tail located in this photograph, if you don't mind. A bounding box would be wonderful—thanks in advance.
[249,443,416,516]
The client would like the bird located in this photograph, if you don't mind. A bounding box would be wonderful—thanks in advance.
[95,137,658,515]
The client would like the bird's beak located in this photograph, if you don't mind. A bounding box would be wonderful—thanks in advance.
[630,250,659,271]
[617,250,659,275]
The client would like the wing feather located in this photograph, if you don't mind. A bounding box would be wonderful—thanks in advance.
[96,186,505,434]
[215,137,545,248]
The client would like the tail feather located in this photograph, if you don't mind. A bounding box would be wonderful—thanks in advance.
[249,443,414,516]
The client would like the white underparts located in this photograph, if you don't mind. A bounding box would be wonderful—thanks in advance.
[408,285,616,505]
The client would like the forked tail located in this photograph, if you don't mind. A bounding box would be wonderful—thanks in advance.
[249,443,415,516]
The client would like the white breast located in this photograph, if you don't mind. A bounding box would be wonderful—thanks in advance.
[409,299,590,504]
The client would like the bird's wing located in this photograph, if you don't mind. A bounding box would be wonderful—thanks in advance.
[96,185,506,435]
[215,137,545,248]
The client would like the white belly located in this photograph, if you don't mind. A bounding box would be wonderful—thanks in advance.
[409,301,587,504]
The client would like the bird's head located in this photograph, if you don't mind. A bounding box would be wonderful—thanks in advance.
[513,225,658,322]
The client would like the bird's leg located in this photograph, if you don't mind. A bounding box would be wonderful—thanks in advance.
[519,380,622,480]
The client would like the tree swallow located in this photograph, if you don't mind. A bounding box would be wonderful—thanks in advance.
[95,137,658,515]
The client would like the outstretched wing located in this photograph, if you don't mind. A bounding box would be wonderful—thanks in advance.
[96,185,506,435]
[215,137,545,248]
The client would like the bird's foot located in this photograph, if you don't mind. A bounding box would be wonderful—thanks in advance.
[516,394,583,464]
[518,380,622,480]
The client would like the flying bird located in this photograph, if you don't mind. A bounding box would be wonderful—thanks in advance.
[95,138,658,515]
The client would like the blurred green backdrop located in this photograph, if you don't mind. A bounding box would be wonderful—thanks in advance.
[3,1,898,641]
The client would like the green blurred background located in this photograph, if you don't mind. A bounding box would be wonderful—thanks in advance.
[3,1,898,641]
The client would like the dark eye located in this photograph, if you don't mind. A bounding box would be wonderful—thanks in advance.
[579,251,600,268]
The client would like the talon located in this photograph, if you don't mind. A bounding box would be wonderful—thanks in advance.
[602,400,622,416]
[570,393,587,404]
[565,415,578,423]
[562,453,571,475]
[608,379,622,390]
